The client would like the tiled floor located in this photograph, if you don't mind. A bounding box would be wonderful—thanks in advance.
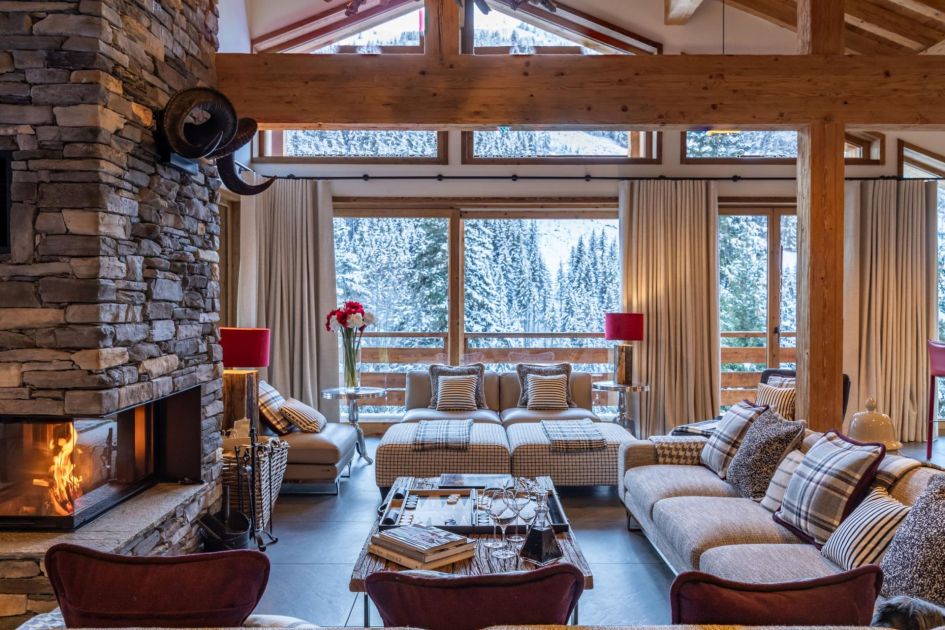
[255,437,673,627]
[256,436,945,627]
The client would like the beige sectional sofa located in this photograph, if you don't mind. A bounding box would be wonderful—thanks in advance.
[620,432,941,581]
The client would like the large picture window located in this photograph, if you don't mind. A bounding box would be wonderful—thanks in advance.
[333,203,621,418]
[683,130,884,165]
[718,206,797,406]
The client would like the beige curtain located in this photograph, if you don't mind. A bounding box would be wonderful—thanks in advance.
[250,179,339,415]
[619,180,720,437]
[842,179,938,442]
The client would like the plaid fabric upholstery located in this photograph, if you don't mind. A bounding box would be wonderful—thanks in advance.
[700,401,767,478]
[413,419,473,451]
[509,422,635,486]
[774,431,885,545]
[874,454,923,490]
[671,418,719,437]
[258,380,294,435]
[540,419,606,452]
[760,449,805,512]
[375,423,510,487]
[651,436,706,465]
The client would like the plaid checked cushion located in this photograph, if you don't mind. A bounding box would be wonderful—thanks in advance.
[509,422,634,486]
[651,436,706,465]
[413,419,474,451]
[671,418,720,438]
[822,487,910,570]
[258,380,295,435]
[760,449,805,512]
[540,419,606,452]
[700,401,767,479]
[375,423,510,487]
[774,431,885,545]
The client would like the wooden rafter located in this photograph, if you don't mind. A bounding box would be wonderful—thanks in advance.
[664,0,707,25]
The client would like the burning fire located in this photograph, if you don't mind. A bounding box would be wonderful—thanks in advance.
[32,424,83,516]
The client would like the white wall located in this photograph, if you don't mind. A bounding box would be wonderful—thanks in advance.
[218,0,252,53]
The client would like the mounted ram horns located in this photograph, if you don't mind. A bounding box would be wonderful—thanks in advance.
[159,87,275,196]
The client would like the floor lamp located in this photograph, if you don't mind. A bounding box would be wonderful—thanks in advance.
[220,326,271,549]
[605,313,644,385]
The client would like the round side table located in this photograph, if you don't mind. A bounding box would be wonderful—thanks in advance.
[592,381,650,437]
[321,386,386,464]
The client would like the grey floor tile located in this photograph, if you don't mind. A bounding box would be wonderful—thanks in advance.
[255,563,358,627]
[578,562,674,626]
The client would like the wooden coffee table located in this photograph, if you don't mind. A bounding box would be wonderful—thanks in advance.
[350,476,593,627]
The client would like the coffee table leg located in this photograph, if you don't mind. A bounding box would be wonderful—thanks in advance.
[349,399,374,464]
[571,601,579,625]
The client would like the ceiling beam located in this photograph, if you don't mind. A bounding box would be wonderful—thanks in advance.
[664,0,707,25]
[842,0,944,50]
[799,0,845,52]
[922,37,945,52]
[215,52,945,129]
[883,0,945,25]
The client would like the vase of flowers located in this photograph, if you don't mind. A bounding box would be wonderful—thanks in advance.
[325,301,374,389]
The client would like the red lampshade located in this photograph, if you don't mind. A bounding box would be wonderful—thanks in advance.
[220,327,271,368]
[605,313,644,341]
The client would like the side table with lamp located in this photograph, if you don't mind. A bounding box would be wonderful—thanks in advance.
[592,381,650,437]
[600,312,648,436]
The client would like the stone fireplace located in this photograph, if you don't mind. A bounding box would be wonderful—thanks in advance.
[0,0,223,625]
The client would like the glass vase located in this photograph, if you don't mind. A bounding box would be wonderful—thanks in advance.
[342,337,361,390]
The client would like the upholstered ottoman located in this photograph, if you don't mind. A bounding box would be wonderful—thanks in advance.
[375,423,511,492]
[507,422,636,486]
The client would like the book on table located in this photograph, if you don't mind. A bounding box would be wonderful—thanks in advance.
[370,525,475,569]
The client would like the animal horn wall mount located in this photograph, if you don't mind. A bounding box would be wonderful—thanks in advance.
[158,87,275,196]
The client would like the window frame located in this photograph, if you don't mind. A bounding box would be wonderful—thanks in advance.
[718,203,798,406]
[681,131,886,166]
[255,129,449,165]
[898,139,945,178]
[460,130,662,165]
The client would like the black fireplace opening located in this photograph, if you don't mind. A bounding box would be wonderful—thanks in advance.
[0,386,203,530]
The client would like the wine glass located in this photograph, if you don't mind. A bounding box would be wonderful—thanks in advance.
[488,489,517,560]
[506,478,531,544]
[480,487,505,550]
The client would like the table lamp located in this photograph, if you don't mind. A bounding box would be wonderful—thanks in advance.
[220,327,271,434]
[605,313,644,386]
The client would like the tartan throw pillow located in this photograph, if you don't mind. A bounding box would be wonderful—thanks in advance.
[880,475,945,606]
[822,487,910,570]
[651,436,706,465]
[516,363,575,408]
[526,373,569,410]
[258,380,295,435]
[280,397,327,433]
[760,449,805,512]
[766,375,797,388]
[726,410,806,501]
[774,431,885,545]
[435,375,479,411]
[756,382,798,420]
[700,401,768,479]
[428,364,487,409]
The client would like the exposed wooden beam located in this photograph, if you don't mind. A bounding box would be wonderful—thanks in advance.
[665,0,707,24]
[885,0,945,24]
[922,37,945,52]
[215,52,945,129]
[843,0,943,50]
[426,0,461,59]
[795,0,846,432]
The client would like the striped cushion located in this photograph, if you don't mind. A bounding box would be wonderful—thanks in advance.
[822,487,909,570]
[435,375,478,411]
[756,382,797,420]
[700,401,767,478]
[526,374,569,411]
[258,380,295,435]
[774,431,886,545]
[760,449,805,512]
[280,398,327,433]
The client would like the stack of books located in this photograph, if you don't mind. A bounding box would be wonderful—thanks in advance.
[369,525,476,569]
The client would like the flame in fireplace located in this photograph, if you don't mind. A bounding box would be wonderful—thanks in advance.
[45,424,83,516]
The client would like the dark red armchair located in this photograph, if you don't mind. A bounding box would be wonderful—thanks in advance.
[45,543,270,628]
[365,563,585,630]
[670,566,883,626]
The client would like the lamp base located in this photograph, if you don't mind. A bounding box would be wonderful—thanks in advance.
[613,344,633,386]
[223,369,259,433]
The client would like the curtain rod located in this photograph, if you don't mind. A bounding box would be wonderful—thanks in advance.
[234,163,944,183]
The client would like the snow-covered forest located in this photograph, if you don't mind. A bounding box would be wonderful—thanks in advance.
[686,131,798,159]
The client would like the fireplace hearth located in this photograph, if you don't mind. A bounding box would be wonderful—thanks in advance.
[0,386,203,530]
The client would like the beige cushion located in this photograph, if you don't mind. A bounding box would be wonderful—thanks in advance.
[624,465,740,521]
[404,370,500,411]
[699,544,842,583]
[652,496,801,570]
[280,422,358,466]
[401,407,502,424]
[499,406,599,426]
